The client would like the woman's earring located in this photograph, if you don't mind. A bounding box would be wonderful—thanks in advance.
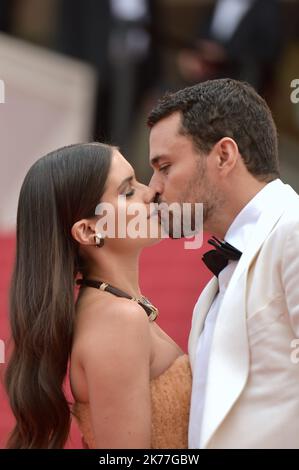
[94,232,104,248]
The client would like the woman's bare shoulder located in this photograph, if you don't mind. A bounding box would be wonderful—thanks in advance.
[73,295,151,368]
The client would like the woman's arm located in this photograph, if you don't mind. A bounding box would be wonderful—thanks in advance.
[79,299,152,448]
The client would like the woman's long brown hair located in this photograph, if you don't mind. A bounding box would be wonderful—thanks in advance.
[5,142,112,448]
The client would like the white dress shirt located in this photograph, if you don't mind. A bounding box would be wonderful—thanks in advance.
[188,179,283,449]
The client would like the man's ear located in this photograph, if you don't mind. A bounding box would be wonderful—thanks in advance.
[71,219,96,246]
[215,137,239,174]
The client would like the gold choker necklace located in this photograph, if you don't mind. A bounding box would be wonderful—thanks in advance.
[76,278,159,322]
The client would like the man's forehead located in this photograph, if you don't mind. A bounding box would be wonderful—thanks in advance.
[149,131,193,164]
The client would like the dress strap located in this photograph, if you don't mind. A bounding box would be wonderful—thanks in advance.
[76,278,159,322]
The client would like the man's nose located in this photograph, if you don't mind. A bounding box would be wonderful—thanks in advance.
[149,172,164,196]
[142,184,157,204]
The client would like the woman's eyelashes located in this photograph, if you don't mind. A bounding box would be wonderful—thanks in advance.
[125,187,136,198]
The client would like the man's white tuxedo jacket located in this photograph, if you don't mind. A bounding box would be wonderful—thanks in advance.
[188,183,299,448]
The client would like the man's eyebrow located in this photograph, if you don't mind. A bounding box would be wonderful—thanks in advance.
[150,155,166,166]
[117,175,134,191]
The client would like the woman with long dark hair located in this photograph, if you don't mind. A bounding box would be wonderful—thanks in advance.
[5,142,191,449]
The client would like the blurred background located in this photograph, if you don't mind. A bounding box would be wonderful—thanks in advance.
[0,0,298,449]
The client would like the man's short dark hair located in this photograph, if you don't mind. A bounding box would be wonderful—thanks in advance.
[148,79,280,181]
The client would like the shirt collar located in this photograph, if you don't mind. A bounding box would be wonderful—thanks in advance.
[225,179,284,253]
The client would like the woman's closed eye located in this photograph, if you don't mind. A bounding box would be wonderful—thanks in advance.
[125,187,136,197]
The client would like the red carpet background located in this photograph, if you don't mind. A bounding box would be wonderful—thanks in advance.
[0,234,211,448]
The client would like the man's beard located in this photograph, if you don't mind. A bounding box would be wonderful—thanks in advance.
[158,158,219,239]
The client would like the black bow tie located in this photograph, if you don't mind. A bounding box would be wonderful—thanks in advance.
[202,236,242,277]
